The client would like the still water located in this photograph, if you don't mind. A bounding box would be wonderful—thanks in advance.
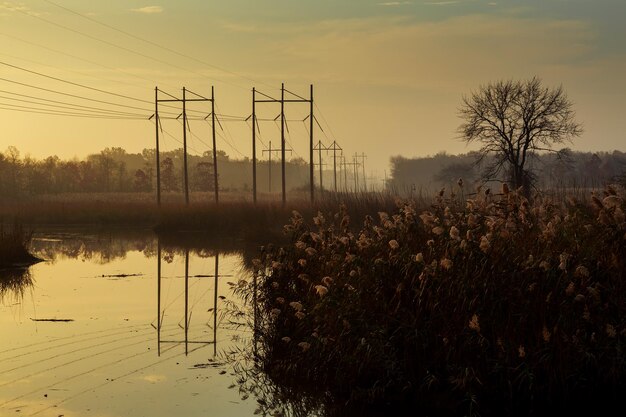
[0,229,257,417]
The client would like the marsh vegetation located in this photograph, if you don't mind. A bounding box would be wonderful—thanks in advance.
[0,222,40,268]
[230,184,625,416]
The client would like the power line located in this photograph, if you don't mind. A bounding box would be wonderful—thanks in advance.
[12,6,249,91]
[0,76,171,114]
[0,60,155,106]
[43,0,266,91]
[0,93,148,117]
[0,33,179,91]
[0,104,145,120]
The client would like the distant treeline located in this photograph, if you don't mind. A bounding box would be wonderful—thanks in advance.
[0,146,311,196]
[389,150,626,193]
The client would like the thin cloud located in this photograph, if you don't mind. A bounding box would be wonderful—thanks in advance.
[424,1,460,5]
[378,1,413,6]
[130,6,163,14]
[0,1,41,16]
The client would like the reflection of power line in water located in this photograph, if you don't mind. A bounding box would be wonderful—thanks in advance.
[0,321,146,358]
[0,324,165,374]
[0,326,182,409]
[27,342,211,417]
[0,325,179,391]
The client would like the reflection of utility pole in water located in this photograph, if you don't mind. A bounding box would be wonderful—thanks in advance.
[156,244,230,357]
[213,253,219,357]
[157,239,162,356]
[185,248,189,355]
[253,271,258,358]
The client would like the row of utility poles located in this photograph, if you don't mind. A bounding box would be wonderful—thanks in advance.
[152,84,370,207]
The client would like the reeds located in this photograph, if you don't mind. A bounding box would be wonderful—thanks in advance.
[0,221,38,268]
[233,184,626,416]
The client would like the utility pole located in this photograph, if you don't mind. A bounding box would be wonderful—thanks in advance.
[309,84,314,203]
[280,83,286,206]
[184,88,215,204]
[252,83,313,205]
[313,140,327,192]
[356,152,367,192]
[154,87,161,207]
[262,140,291,193]
[341,154,348,192]
[327,141,342,192]
[211,86,218,204]
[182,87,189,205]
[343,156,359,193]
[352,154,361,192]
[251,88,257,204]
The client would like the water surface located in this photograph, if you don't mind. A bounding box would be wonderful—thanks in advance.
[0,229,257,417]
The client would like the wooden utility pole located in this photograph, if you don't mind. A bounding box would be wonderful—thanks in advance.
[327,141,342,192]
[356,152,367,192]
[280,83,286,206]
[252,88,257,204]
[252,84,313,205]
[309,84,314,203]
[313,140,327,192]
[155,88,185,205]
[182,88,215,203]
[211,86,218,204]
[341,154,348,192]
[263,140,291,193]
[352,154,361,192]
[154,87,161,207]
[182,87,189,205]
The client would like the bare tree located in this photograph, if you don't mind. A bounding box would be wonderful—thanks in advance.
[458,77,583,195]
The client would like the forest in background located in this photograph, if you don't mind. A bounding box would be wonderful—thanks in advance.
[0,146,310,197]
[389,150,626,194]
[1,146,625,198]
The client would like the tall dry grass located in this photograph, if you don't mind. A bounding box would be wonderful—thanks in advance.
[232,184,626,416]
[0,222,38,267]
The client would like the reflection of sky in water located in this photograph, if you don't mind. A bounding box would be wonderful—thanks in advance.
[0,232,256,417]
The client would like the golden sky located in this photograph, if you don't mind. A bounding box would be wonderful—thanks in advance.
[1,0,625,176]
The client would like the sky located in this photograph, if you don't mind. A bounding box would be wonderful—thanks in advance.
[0,0,625,179]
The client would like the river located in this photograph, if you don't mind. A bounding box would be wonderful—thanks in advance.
[0,228,260,417]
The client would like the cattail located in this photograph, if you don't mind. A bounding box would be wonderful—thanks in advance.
[469,314,480,332]
[479,236,491,253]
[450,226,461,240]
[606,324,617,338]
[440,258,453,270]
[314,285,328,297]
[289,301,303,311]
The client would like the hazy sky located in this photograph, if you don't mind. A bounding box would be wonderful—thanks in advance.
[1,0,625,177]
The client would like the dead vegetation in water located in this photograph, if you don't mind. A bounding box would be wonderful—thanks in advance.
[0,222,40,268]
